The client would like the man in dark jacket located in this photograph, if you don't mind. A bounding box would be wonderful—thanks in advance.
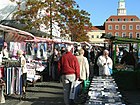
[58,44,80,105]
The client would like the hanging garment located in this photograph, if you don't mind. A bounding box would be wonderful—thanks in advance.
[11,67,16,94]
[16,67,22,95]
[6,67,12,95]
[26,43,32,55]
[0,67,4,79]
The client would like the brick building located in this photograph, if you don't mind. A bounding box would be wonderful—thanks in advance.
[105,15,140,39]
[104,0,140,39]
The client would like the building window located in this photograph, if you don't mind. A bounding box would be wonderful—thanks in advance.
[115,25,119,30]
[108,25,112,30]
[122,32,126,37]
[129,32,133,38]
[131,18,136,21]
[136,33,140,38]
[124,18,128,21]
[110,18,115,21]
[92,35,94,38]
[97,35,99,38]
[122,25,126,30]
[136,25,140,30]
[129,25,133,30]
[118,18,122,21]
[115,32,119,36]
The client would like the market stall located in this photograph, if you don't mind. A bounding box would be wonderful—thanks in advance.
[0,24,35,99]
[101,34,140,90]
[25,37,76,82]
[25,37,54,82]
[0,24,35,42]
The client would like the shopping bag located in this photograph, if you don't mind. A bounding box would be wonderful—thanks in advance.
[84,79,90,89]
[82,79,90,93]
[104,65,110,75]
[109,68,113,75]
[107,65,113,75]
[69,80,81,100]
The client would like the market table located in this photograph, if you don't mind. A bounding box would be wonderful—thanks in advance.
[85,76,125,105]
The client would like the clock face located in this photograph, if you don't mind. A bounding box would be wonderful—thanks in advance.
[120,3,125,8]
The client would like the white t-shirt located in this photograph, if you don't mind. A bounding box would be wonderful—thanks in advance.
[20,55,27,73]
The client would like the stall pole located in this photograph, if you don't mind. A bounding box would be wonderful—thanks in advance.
[114,43,117,66]
[138,43,140,67]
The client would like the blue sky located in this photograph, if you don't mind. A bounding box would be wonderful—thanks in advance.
[75,0,140,26]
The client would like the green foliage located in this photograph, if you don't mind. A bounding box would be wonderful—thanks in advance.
[11,0,92,41]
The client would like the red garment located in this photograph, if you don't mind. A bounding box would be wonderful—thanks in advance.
[0,67,4,78]
[58,52,80,79]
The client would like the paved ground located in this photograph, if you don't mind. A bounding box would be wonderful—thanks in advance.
[2,82,65,105]
[1,81,140,105]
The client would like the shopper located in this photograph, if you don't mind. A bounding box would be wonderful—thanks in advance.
[97,49,113,76]
[2,42,9,59]
[120,49,136,69]
[58,44,80,105]
[76,48,89,81]
[76,48,89,98]
[17,50,27,98]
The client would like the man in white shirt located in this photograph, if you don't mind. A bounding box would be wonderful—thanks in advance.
[97,49,113,76]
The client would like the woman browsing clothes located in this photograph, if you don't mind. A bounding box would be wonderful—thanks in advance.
[17,50,27,98]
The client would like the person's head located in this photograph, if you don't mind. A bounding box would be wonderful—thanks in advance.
[17,50,23,57]
[66,44,72,52]
[78,48,84,56]
[4,42,7,47]
[103,49,109,57]
[3,42,8,49]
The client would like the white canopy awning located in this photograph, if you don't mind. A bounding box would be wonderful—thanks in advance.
[0,24,35,42]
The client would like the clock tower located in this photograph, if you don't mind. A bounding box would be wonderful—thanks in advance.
[117,0,127,15]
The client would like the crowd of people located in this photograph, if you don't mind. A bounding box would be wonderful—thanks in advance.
[52,43,138,105]
[0,41,137,105]
[54,44,113,105]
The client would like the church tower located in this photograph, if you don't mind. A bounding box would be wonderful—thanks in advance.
[117,0,127,15]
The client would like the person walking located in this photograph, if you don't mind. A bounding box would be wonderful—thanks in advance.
[76,48,89,81]
[76,48,89,98]
[97,49,113,76]
[58,44,80,105]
